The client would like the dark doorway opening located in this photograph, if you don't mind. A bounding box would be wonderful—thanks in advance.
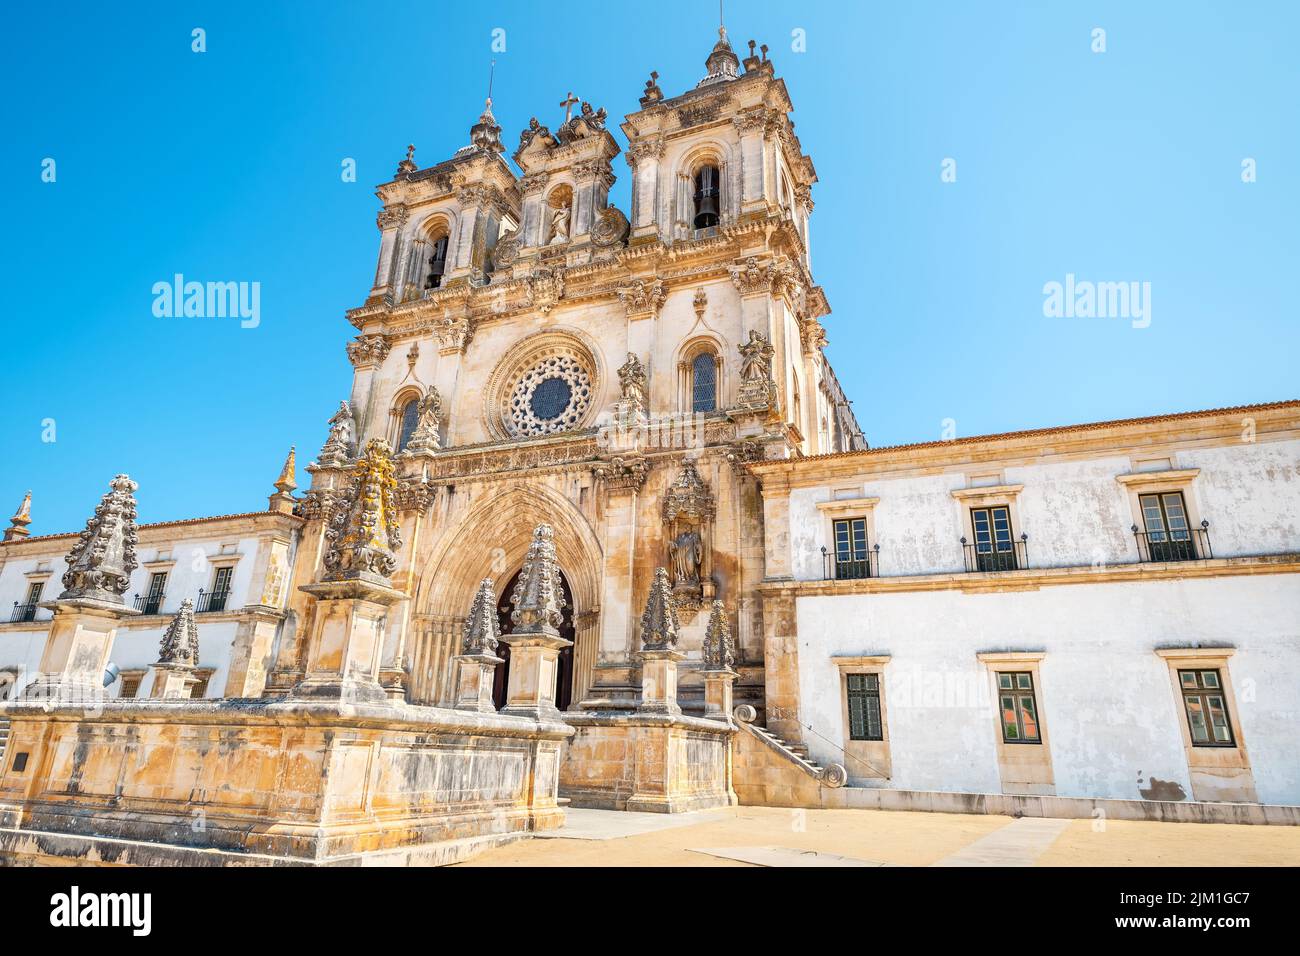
[492,569,576,711]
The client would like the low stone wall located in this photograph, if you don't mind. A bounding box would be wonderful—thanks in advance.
[0,697,574,866]
[558,712,736,813]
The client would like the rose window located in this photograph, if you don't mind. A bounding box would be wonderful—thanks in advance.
[507,355,593,436]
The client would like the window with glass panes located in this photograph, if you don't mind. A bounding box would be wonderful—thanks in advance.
[997,672,1041,743]
[1178,669,1235,747]
[24,581,44,606]
[846,673,883,740]
[971,506,1016,570]
[1140,491,1194,560]
[832,517,869,578]
[397,398,420,451]
[691,352,717,413]
[143,572,167,614]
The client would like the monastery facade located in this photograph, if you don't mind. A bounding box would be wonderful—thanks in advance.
[1,28,1298,864]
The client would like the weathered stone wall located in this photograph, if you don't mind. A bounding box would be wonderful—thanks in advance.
[558,713,735,813]
[0,698,572,866]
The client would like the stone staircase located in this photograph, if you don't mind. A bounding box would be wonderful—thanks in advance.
[734,705,847,788]
[0,716,10,766]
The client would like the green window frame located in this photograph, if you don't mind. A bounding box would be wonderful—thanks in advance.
[846,673,883,741]
[1178,669,1235,747]
[997,671,1041,744]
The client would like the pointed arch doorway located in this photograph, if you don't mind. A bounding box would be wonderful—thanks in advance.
[492,568,576,712]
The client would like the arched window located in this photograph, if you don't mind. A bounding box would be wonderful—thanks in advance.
[691,351,718,413]
[397,397,420,450]
[693,165,720,229]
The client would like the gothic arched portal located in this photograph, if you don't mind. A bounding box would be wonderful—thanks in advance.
[408,483,602,709]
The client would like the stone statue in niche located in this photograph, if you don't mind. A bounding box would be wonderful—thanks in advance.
[617,353,647,409]
[660,459,716,609]
[405,386,443,453]
[737,330,778,408]
[669,529,703,590]
[548,203,571,245]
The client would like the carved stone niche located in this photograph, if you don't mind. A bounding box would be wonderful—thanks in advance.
[661,459,716,612]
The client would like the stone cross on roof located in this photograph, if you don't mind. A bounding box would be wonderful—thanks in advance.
[559,91,579,124]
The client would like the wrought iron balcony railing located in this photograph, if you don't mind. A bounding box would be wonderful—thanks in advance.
[195,588,232,614]
[821,544,881,581]
[961,534,1029,573]
[134,593,165,615]
[1132,521,1212,563]
[9,602,38,623]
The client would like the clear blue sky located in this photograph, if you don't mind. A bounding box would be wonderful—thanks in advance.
[2,1,1295,534]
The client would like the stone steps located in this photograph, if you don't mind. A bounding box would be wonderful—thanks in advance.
[0,716,9,764]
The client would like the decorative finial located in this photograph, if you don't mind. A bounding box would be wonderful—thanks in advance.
[275,447,297,493]
[4,490,32,541]
[59,474,140,604]
[702,600,735,670]
[509,524,565,636]
[397,144,418,176]
[639,568,681,651]
[462,578,502,656]
[157,598,200,666]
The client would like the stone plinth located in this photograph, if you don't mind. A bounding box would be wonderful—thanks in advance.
[20,598,139,704]
[454,653,502,713]
[499,634,571,720]
[295,578,406,704]
[146,663,197,700]
[637,648,685,717]
[558,711,736,813]
[702,668,738,722]
[0,697,574,866]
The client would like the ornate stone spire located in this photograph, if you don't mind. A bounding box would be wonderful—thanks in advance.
[157,598,200,666]
[269,447,297,514]
[322,439,402,584]
[59,474,139,604]
[275,447,297,493]
[639,567,681,651]
[702,600,735,670]
[698,26,741,88]
[4,490,32,541]
[318,401,355,466]
[462,578,502,656]
[509,524,565,636]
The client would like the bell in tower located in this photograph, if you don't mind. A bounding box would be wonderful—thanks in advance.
[693,165,720,229]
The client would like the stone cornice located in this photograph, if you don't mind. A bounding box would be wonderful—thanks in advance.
[1,511,304,556]
[758,553,1300,597]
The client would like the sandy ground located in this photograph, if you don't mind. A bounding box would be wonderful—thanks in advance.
[457,806,1300,867]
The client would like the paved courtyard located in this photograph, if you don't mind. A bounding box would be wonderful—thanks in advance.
[459,806,1300,867]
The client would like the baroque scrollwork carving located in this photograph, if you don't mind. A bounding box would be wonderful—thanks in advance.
[593,455,650,492]
[617,278,665,319]
[591,206,630,248]
[322,438,403,584]
[346,333,391,368]
[527,266,565,314]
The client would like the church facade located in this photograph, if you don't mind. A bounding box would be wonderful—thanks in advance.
[1,28,1298,847]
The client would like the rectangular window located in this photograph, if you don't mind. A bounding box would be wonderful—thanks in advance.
[832,517,870,579]
[997,672,1041,744]
[971,506,1017,571]
[846,673,883,741]
[24,582,44,605]
[1179,669,1235,747]
[1140,492,1196,561]
[142,572,167,615]
[203,566,234,613]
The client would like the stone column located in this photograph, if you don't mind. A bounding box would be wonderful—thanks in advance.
[761,591,801,741]
[294,439,407,705]
[147,663,197,700]
[224,610,282,698]
[22,475,141,704]
[702,669,737,721]
[499,525,573,721]
[636,568,683,716]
